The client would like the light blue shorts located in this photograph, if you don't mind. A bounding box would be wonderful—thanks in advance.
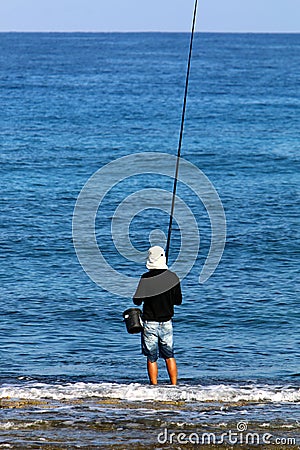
[141,320,174,363]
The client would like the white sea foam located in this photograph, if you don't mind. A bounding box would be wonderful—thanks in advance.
[0,382,299,404]
[0,421,45,430]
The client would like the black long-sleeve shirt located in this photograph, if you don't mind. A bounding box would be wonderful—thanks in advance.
[133,269,182,322]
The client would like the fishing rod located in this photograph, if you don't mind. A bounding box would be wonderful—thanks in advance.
[165,0,198,264]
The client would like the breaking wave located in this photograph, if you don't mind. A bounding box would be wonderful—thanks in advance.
[1,382,300,404]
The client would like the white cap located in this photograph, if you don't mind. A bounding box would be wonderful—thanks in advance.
[146,246,168,270]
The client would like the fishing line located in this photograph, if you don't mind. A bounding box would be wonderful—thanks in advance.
[165,0,198,263]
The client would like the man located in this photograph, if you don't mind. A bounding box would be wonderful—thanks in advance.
[133,246,182,385]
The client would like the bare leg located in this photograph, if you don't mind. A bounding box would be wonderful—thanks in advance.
[165,358,177,385]
[147,359,158,385]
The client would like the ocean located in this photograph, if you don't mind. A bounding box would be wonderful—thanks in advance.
[0,32,299,448]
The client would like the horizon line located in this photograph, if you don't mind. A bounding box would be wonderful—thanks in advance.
[0,30,299,34]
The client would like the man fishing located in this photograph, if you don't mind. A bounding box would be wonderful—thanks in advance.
[133,246,182,385]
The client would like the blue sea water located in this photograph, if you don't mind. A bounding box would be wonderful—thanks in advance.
[0,33,299,446]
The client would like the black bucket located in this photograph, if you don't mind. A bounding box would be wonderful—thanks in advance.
[123,308,143,334]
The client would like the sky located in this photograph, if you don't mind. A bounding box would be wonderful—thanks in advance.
[0,0,299,33]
